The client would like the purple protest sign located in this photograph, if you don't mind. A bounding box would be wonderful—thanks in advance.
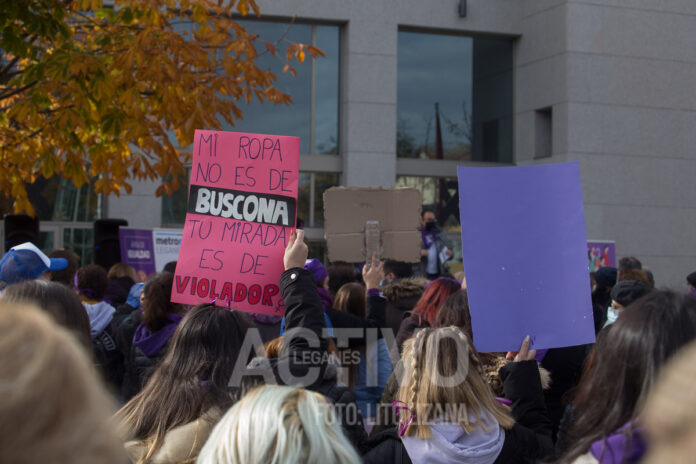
[119,228,156,280]
[457,162,595,352]
[587,241,616,272]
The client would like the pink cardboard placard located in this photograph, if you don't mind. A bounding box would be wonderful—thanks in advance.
[171,130,299,315]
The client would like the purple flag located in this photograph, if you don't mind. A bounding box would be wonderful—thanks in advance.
[457,162,595,352]
[119,228,156,279]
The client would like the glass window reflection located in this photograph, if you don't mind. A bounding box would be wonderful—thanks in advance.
[221,21,340,156]
[397,31,512,162]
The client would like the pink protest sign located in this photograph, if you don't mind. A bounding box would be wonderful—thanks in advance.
[171,130,299,315]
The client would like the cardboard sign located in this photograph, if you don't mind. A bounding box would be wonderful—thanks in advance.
[119,228,156,280]
[323,187,422,263]
[457,162,595,352]
[171,130,299,314]
[587,240,616,271]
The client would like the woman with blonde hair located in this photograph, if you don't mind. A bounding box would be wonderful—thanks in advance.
[0,302,125,463]
[364,327,553,463]
[197,385,361,464]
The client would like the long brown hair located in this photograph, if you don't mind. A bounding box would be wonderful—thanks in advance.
[141,272,183,332]
[397,326,514,438]
[116,304,253,463]
[434,290,472,340]
[560,290,696,463]
[334,282,366,318]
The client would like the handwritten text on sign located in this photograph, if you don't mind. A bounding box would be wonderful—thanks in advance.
[171,130,299,315]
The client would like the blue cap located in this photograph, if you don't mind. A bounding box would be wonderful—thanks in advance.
[0,242,68,288]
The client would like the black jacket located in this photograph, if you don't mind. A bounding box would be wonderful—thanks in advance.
[363,360,554,464]
[325,291,387,349]
[121,335,171,402]
[92,322,124,393]
[539,344,591,441]
[241,268,367,452]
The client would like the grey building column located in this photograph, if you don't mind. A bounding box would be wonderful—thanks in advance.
[340,19,397,187]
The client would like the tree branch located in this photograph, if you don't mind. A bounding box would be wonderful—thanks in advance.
[0,81,38,102]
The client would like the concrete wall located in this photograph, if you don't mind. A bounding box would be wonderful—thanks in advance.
[564,1,696,288]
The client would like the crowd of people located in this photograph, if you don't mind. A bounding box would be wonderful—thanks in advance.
[1,217,696,463]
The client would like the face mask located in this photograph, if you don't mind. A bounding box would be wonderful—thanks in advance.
[425,221,436,231]
[606,307,619,325]
[379,279,384,287]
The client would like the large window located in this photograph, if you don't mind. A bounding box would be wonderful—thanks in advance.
[397,31,513,162]
[222,20,340,155]
[298,172,339,228]
[25,176,102,222]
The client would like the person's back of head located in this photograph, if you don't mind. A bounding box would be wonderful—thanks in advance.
[117,303,252,462]
[327,263,357,296]
[619,269,653,288]
[47,249,79,287]
[2,279,91,348]
[163,261,177,273]
[610,279,652,308]
[141,272,182,332]
[562,290,696,462]
[107,263,137,282]
[0,302,124,463]
[334,282,366,318]
[618,256,642,276]
[76,264,109,301]
[398,326,514,439]
[434,290,473,342]
[687,271,696,290]
[197,385,361,464]
[383,260,413,282]
[412,277,461,325]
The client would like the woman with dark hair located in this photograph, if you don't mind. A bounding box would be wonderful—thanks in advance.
[2,279,91,349]
[76,264,116,339]
[121,272,185,401]
[46,249,80,288]
[334,282,366,318]
[393,276,460,357]
[334,281,392,420]
[116,304,252,463]
[557,290,696,463]
[434,289,473,339]
[117,229,347,461]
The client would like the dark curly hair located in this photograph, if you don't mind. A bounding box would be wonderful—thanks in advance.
[76,265,109,300]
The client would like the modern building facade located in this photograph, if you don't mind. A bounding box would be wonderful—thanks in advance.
[27,0,696,288]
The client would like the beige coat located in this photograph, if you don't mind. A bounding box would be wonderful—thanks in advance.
[124,411,220,464]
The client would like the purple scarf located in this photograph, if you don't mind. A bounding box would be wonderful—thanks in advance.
[317,287,333,311]
[133,313,184,357]
[420,226,435,249]
[590,423,646,464]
